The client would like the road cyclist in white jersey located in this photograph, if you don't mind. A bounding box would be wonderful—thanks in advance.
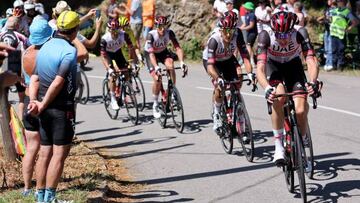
[143,15,188,119]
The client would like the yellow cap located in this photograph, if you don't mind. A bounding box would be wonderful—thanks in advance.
[57,11,80,31]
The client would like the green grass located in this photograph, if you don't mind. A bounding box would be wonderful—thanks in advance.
[0,189,88,203]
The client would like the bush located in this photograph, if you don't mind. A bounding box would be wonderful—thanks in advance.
[182,38,203,61]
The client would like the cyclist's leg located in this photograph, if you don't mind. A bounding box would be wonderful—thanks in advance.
[163,49,176,85]
[145,51,162,117]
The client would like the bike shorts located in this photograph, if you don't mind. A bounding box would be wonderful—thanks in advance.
[23,96,40,132]
[266,57,307,94]
[203,55,239,83]
[247,32,257,47]
[107,50,128,69]
[144,49,178,72]
[39,106,75,146]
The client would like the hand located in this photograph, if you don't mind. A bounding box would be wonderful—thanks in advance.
[137,54,143,63]
[265,85,276,103]
[151,66,161,81]
[87,9,97,17]
[27,100,44,116]
[216,77,224,88]
[95,16,103,29]
[0,71,19,87]
[180,61,188,77]
[0,42,15,64]
[107,68,114,76]
[306,80,322,98]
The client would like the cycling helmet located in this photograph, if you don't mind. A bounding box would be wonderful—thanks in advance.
[224,10,238,22]
[6,8,13,17]
[118,16,129,27]
[107,19,120,30]
[218,16,237,29]
[13,0,24,8]
[155,16,168,26]
[270,11,298,34]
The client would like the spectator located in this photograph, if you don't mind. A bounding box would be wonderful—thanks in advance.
[240,2,257,68]
[0,42,15,69]
[293,1,305,27]
[213,0,227,18]
[318,0,337,71]
[28,11,80,203]
[0,9,13,30]
[21,17,52,197]
[239,4,248,45]
[1,0,30,36]
[142,0,155,40]
[225,0,239,17]
[255,0,272,33]
[329,0,359,71]
[270,0,284,10]
[107,0,119,20]
[128,0,143,49]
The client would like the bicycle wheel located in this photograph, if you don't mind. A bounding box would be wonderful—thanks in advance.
[283,148,295,193]
[132,74,146,111]
[75,71,83,104]
[219,104,233,154]
[103,79,119,120]
[170,87,185,133]
[157,89,168,128]
[294,125,307,203]
[123,82,139,125]
[236,101,254,162]
[304,122,314,179]
[79,69,90,104]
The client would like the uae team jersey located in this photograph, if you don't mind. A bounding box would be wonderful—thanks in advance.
[144,29,180,53]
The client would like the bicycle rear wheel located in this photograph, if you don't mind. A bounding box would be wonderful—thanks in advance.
[132,74,146,111]
[123,82,139,125]
[103,79,119,120]
[219,105,233,154]
[236,100,254,162]
[79,69,90,104]
[304,122,314,179]
[170,87,185,133]
[294,125,307,203]
[157,89,168,128]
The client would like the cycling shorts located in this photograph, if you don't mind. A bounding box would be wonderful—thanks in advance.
[203,55,239,82]
[247,33,257,47]
[39,106,75,146]
[266,57,307,93]
[23,96,40,132]
[144,49,177,72]
[107,50,128,69]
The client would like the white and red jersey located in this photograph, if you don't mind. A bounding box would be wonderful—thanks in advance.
[202,28,248,64]
[257,27,314,64]
[100,31,132,54]
[0,29,28,50]
[144,29,180,53]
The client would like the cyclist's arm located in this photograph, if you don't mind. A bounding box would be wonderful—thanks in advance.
[297,27,318,83]
[145,33,158,69]
[206,38,220,80]
[169,30,184,63]
[100,38,111,70]
[256,30,270,89]
[73,37,88,63]
[236,28,252,74]
[82,17,103,49]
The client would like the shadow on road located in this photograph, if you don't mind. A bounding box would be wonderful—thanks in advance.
[80,129,143,143]
[93,136,176,150]
[86,95,103,104]
[76,127,121,136]
[182,119,212,134]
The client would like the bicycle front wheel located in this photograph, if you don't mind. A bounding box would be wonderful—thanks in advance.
[236,99,254,162]
[103,79,119,120]
[294,125,307,203]
[219,105,233,154]
[304,122,314,179]
[157,89,168,128]
[170,87,185,133]
[79,69,90,104]
[132,74,146,111]
[123,82,139,125]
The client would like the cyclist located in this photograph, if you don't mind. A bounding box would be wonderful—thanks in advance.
[144,15,188,118]
[256,11,321,166]
[100,18,136,110]
[118,16,143,67]
[203,15,253,134]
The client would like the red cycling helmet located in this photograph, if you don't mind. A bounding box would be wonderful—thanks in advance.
[218,16,237,29]
[107,19,119,30]
[271,11,298,34]
[224,10,238,22]
[155,16,168,26]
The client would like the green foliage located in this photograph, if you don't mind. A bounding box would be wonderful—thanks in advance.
[182,38,204,61]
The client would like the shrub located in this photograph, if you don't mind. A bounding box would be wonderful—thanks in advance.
[182,38,203,61]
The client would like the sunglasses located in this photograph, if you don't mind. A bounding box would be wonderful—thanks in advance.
[275,32,291,39]
[221,28,235,35]
[155,24,166,29]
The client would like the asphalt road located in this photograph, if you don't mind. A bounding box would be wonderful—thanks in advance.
[75,57,360,203]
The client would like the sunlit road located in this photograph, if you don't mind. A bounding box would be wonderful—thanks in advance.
[75,57,360,203]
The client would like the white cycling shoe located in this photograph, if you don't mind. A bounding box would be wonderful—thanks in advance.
[110,99,120,110]
[153,104,161,119]
[212,113,223,134]
[273,147,285,166]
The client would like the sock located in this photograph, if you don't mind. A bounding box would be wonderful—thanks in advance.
[35,189,45,202]
[153,95,159,106]
[213,102,221,114]
[273,128,284,151]
[44,188,56,202]
[110,92,116,100]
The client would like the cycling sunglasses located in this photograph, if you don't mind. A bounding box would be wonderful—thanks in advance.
[155,24,166,29]
[275,32,291,39]
[221,28,235,35]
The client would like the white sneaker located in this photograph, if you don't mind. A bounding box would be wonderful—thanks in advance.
[212,113,223,133]
[153,104,161,118]
[273,146,285,166]
[110,99,120,110]
[305,160,312,173]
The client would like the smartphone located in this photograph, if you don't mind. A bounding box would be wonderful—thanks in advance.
[95,9,101,19]
[7,50,22,76]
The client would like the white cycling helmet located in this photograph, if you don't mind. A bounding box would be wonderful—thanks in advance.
[6,8,13,17]
[13,0,24,8]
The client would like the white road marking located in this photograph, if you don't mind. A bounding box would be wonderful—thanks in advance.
[196,86,360,118]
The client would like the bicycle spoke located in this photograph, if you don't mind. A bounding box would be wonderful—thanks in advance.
[170,87,185,133]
